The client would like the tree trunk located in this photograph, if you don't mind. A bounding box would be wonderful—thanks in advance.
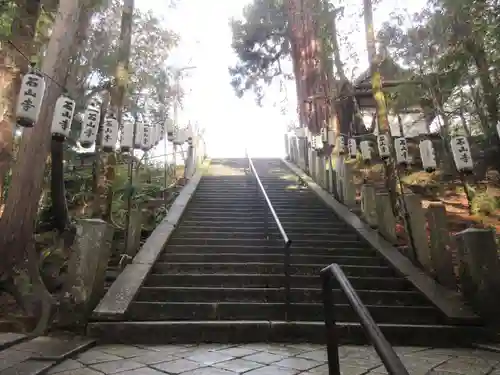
[0,0,86,276]
[0,0,42,201]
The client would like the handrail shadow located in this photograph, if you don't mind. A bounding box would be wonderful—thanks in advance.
[246,151,293,320]
[321,263,410,375]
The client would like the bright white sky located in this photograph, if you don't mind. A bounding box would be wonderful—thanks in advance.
[138,0,427,160]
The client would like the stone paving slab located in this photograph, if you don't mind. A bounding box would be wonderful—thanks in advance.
[0,334,27,351]
[43,343,500,375]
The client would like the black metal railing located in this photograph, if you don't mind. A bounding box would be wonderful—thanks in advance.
[321,264,409,375]
[246,153,292,319]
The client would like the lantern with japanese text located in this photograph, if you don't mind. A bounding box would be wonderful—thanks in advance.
[360,140,372,162]
[306,128,312,146]
[394,137,409,166]
[150,123,157,147]
[120,116,134,152]
[159,122,165,143]
[450,135,474,173]
[79,101,101,148]
[141,124,151,151]
[16,67,46,127]
[321,128,327,143]
[418,139,436,172]
[51,94,75,141]
[336,135,346,155]
[101,112,119,152]
[165,118,175,141]
[134,120,144,149]
[327,130,335,146]
[348,138,357,159]
[377,134,391,160]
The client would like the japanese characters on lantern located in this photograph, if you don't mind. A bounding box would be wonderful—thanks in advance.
[419,139,437,172]
[348,138,357,159]
[394,137,409,166]
[134,120,144,149]
[120,116,134,152]
[336,135,346,155]
[360,140,372,162]
[79,101,101,148]
[101,112,119,152]
[377,134,391,159]
[51,94,75,141]
[141,124,151,151]
[450,135,473,173]
[16,68,46,127]
[320,128,327,143]
[159,122,165,143]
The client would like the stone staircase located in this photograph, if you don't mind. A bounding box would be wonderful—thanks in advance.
[89,158,487,345]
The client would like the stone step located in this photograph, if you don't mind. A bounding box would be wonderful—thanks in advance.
[87,320,488,346]
[167,237,365,247]
[182,208,336,216]
[170,231,360,241]
[145,273,413,290]
[126,301,441,324]
[180,214,339,223]
[136,286,430,306]
[189,201,327,209]
[151,262,394,277]
[162,245,377,256]
[173,225,352,234]
[158,253,386,266]
[178,221,348,229]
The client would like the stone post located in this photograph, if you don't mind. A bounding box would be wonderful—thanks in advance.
[64,219,114,316]
[318,156,326,188]
[375,192,397,243]
[454,228,500,320]
[343,163,356,207]
[311,150,317,181]
[335,157,345,202]
[401,194,431,270]
[284,133,290,159]
[125,208,143,258]
[425,202,456,289]
[361,184,377,227]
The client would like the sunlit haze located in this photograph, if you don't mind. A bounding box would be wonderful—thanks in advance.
[138,0,427,160]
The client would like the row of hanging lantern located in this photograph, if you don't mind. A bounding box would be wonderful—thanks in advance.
[296,125,475,174]
[15,67,193,153]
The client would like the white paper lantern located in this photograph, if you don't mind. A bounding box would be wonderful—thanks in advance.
[141,124,151,151]
[394,137,409,166]
[450,135,474,173]
[377,134,391,159]
[79,101,101,148]
[321,127,327,142]
[312,134,323,150]
[306,128,312,146]
[134,120,144,149]
[348,138,357,158]
[16,68,46,127]
[360,140,372,162]
[327,130,335,146]
[51,94,75,140]
[150,123,157,147]
[101,112,119,152]
[120,117,134,152]
[165,118,175,141]
[419,139,437,172]
[186,123,194,145]
[159,122,165,143]
[336,135,346,155]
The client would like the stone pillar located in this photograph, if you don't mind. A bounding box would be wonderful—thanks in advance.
[426,202,456,289]
[335,157,345,202]
[401,194,431,270]
[64,219,114,315]
[361,184,377,227]
[343,163,356,207]
[126,208,143,257]
[375,193,397,243]
[311,150,317,180]
[284,133,290,159]
[454,228,500,320]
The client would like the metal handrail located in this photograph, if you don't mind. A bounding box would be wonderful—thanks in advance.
[321,264,410,375]
[246,152,292,319]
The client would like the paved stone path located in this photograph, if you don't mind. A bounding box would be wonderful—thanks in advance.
[46,343,500,375]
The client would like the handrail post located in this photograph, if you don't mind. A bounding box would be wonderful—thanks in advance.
[320,267,341,375]
[284,242,291,321]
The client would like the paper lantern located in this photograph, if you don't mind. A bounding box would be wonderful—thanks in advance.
[450,135,473,173]
[141,124,151,151]
[327,130,335,146]
[348,138,357,158]
[16,68,46,127]
[321,127,327,142]
[51,94,75,141]
[360,140,372,162]
[165,118,175,141]
[306,128,312,146]
[394,137,409,166]
[377,134,391,159]
[134,120,144,149]
[419,139,437,172]
[120,116,134,152]
[186,123,194,145]
[101,112,119,152]
[149,123,157,148]
[336,135,346,155]
[159,122,165,143]
[79,101,101,148]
